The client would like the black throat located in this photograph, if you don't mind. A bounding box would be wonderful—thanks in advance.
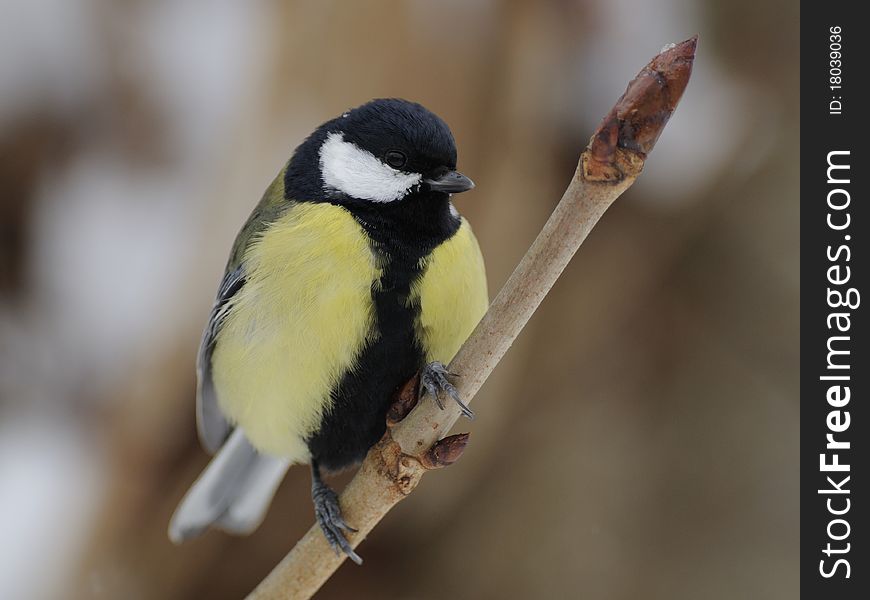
[342,192,460,262]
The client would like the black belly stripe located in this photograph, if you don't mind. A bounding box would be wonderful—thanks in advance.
[304,192,461,470]
[306,256,425,470]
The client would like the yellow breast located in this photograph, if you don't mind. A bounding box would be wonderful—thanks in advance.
[412,218,489,364]
[211,202,380,459]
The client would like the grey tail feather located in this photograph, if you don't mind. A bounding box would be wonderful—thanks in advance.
[168,428,291,544]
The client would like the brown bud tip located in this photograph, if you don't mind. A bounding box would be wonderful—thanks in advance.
[586,35,697,180]
[386,373,421,426]
[424,433,470,469]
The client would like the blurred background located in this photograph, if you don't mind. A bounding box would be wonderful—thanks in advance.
[0,0,798,598]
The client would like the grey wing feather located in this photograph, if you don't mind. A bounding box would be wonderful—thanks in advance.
[196,265,246,454]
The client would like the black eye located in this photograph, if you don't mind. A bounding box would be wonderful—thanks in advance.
[384,150,407,169]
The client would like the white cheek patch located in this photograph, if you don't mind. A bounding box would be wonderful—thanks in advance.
[319,132,421,203]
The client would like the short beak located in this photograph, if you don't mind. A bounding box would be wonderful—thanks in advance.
[423,170,475,194]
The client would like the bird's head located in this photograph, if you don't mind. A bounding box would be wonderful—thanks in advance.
[285,99,474,206]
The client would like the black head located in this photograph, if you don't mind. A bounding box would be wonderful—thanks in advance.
[284,99,474,206]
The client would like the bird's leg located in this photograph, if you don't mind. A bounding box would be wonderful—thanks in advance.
[311,460,362,565]
[419,361,474,419]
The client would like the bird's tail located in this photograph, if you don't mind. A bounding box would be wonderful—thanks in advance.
[168,428,291,543]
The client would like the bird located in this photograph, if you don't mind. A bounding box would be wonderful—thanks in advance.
[168,98,488,563]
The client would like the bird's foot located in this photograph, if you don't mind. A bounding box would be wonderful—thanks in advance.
[419,361,474,420]
[312,479,362,565]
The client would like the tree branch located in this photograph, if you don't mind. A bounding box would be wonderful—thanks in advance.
[247,35,697,600]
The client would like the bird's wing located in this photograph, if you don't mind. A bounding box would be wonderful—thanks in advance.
[195,172,290,454]
[196,264,246,454]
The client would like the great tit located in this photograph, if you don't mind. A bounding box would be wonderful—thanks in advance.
[168,99,488,563]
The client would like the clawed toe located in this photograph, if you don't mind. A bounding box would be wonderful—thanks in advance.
[312,474,362,565]
[420,361,475,420]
